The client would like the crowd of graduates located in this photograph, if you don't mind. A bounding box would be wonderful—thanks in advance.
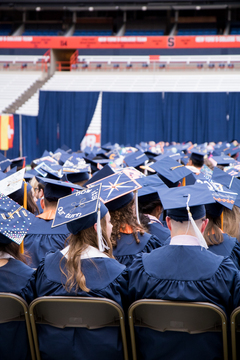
[1,139,240,359]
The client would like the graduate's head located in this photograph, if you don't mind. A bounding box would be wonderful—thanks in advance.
[53,185,112,253]
[55,186,113,293]
[166,211,208,238]
[159,184,214,245]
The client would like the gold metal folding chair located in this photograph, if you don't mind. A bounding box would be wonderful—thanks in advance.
[0,292,35,360]
[128,299,228,360]
[29,296,128,360]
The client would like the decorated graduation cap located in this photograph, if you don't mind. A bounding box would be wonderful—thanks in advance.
[0,168,26,196]
[195,174,238,210]
[33,156,59,167]
[149,156,192,187]
[35,162,63,180]
[0,193,34,245]
[52,184,108,251]
[211,155,237,166]
[87,170,141,212]
[36,176,82,202]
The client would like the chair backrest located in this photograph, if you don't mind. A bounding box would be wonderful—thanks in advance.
[29,296,128,360]
[0,292,35,360]
[128,299,228,360]
[230,306,240,360]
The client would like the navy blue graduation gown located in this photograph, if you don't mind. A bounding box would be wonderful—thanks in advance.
[0,258,36,360]
[24,217,69,268]
[128,245,240,360]
[113,232,162,267]
[208,233,240,270]
[35,250,128,360]
[148,222,170,244]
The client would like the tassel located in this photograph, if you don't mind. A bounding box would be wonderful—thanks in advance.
[182,177,186,186]
[186,195,208,249]
[135,190,141,224]
[220,212,224,231]
[20,181,28,254]
[97,203,104,252]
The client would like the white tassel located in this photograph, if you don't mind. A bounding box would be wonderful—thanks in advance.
[135,190,141,224]
[97,203,110,252]
[186,195,208,249]
[97,204,104,252]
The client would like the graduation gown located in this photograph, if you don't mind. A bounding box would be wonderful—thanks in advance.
[24,216,70,268]
[128,243,240,360]
[148,222,171,244]
[208,233,240,270]
[35,247,129,360]
[0,258,36,360]
[113,231,162,267]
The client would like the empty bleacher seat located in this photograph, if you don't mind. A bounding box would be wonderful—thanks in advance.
[124,30,164,36]
[0,71,41,113]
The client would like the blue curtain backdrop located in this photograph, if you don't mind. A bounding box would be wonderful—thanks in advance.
[101,92,240,145]
[38,90,99,155]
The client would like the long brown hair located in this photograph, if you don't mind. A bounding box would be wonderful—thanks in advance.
[0,242,29,264]
[204,216,223,245]
[61,215,113,293]
[223,206,240,241]
[110,198,146,247]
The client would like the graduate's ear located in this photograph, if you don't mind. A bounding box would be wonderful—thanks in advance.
[93,223,97,232]
[200,218,209,234]
[166,216,172,231]
[40,198,44,210]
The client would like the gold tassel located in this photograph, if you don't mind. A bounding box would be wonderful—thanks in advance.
[182,177,186,186]
[20,181,28,254]
[220,212,224,231]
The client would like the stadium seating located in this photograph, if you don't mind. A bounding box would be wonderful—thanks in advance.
[15,69,240,116]
[0,71,42,113]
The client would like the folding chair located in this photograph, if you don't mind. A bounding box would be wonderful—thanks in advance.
[230,306,240,360]
[0,292,35,360]
[128,299,228,360]
[29,296,128,360]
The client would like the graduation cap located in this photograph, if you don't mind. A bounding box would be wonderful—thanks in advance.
[65,166,91,184]
[0,153,11,172]
[137,174,167,203]
[154,152,183,162]
[84,157,111,173]
[35,162,63,180]
[84,164,115,187]
[60,144,72,153]
[0,169,26,196]
[124,150,149,168]
[33,156,59,167]
[0,193,35,245]
[10,157,26,169]
[149,156,192,187]
[210,167,240,208]
[210,155,237,166]
[190,149,206,163]
[52,184,109,251]
[36,176,82,202]
[224,145,240,157]
[160,183,214,223]
[87,170,141,211]
[195,174,238,210]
